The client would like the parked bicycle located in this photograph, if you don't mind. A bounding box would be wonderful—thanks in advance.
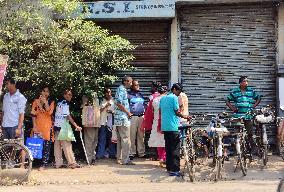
[230,114,251,176]
[203,113,230,181]
[253,105,275,166]
[0,132,33,184]
[179,115,202,182]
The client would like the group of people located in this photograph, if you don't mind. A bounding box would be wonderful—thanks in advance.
[0,75,266,177]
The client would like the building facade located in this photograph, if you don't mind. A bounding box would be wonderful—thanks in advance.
[83,0,283,146]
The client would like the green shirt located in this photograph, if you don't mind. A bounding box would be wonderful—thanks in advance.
[227,87,261,120]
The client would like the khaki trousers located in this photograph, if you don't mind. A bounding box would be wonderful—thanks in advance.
[84,127,99,162]
[130,116,145,156]
[116,125,130,164]
[54,131,76,167]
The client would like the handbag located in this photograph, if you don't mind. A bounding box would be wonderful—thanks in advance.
[58,120,76,141]
[26,136,44,159]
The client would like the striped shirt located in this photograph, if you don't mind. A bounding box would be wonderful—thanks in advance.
[227,87,261,120]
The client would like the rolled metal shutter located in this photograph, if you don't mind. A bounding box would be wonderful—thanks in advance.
[98,21,170,97]
[179,3,277,143]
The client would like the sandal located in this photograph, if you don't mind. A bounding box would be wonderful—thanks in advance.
[69,163,81,169]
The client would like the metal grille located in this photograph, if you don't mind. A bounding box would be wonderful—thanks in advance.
[98,21,170,98]
[179,3,277,143]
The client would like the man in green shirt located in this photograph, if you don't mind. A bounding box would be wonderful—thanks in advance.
[226,76,261,154]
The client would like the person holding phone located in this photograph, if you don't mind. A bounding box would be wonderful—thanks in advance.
[31,85,55,170]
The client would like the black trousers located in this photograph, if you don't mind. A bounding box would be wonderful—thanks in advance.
[164,131,180,172]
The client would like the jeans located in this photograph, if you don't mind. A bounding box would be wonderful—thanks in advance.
[106,127,117,157]
[164,131,180,172]
[97,125,107,158]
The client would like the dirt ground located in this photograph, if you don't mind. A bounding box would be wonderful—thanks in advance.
[0,155,284,191]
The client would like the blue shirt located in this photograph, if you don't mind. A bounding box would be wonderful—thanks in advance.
[128,91,145,116]
[114,85,130,127]
[2,90,27,127]
[160,93,180,132]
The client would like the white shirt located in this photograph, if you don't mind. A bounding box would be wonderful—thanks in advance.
[54,100,70,128]
[2,90,27,127]
[100,98,114,126]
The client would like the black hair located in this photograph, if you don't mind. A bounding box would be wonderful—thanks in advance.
[63,88,72,95]
[6,78,16,85]
[103,87,111,94]
[158,85,167,94]
[152,81,161,89]
[122,76,132,84]
[39,84,50,92]
[239,76,248,84]
[171,83,183,92]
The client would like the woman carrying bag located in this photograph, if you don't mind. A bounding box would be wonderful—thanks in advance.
[53,89,82,169]
[31,85,55,171]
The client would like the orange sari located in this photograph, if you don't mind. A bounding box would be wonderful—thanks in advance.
[31,99,55,141]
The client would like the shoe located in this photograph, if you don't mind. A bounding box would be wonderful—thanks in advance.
[138,154,149,158]
[69,163,81,169]
[129,155,134,161]
[109,155,116,159]
[38,166,46,171]
[91,160,96,165]
[55,165,67,169]
[224,156,230,161]
[122,161,135,165]
[96,156,105,160]
[169,171,182,177]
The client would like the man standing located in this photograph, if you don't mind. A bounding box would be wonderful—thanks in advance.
[114,76,134,165]
[226,76,261,154]
[1,79,27,168]
[128,80,146,159]
[1,79,27,140]
[160,83,190,177]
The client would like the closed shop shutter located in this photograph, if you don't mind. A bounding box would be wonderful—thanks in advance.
[179,3,277,143]
[98,21,170,98]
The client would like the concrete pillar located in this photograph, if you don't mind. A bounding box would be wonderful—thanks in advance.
[278,3,284,65]
[278,2,284,116]
[170,13,181,86]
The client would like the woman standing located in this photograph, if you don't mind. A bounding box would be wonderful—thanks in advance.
[31,85,55,170]
[148,86,167,166]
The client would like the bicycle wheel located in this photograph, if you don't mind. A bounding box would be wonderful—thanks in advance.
[215,157,222,181]
[262,144,268,166]
[183,144,195,182]
[0,142,32,184]
[239,142,248,176]
[184,152,194,182]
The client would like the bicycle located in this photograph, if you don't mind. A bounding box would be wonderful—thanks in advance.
[253,106,275,166]
[204,113,230,181]
[230,116,250,176]
[179,116,200,182]
[208,113,230,181]
[0,132,33,184]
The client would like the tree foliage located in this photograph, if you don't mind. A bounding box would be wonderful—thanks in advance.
[0,0,135,101]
